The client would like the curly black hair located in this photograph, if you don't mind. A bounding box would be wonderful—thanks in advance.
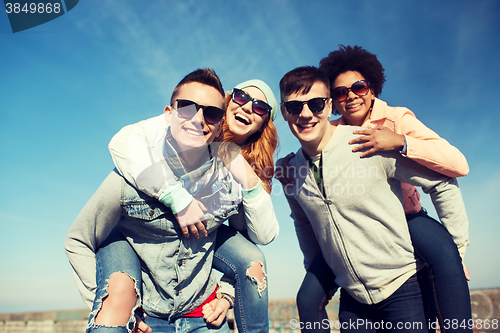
[319,45,386,97]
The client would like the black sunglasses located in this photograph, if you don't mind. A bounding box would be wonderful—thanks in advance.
[231,88,272,116]
[283,97,329,115]
[173,99,224,125]
[332,80,370,102]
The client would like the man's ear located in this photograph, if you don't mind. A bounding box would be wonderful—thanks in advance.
[164,105,172,126]
[280,103,288,121]
[326,98,333,118]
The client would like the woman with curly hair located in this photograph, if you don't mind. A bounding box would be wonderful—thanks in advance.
[290,45,471,332]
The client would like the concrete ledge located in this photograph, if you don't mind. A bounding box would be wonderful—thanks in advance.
[1,289,498,333]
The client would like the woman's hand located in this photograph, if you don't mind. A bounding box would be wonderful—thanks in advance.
[221,150,260,190]
[175,198,208,239]
[202,298,230,327]
[133,314,152,333]
[274,153,296,186]
[350,127,405,158]
[463,260,470,281]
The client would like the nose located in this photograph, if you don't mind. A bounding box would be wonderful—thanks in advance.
[299,103,314,117]
[239,100,252,114]
[346,88,358,100]
[191,108,205,128]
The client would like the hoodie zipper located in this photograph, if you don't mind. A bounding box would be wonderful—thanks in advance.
[311,157,375,304]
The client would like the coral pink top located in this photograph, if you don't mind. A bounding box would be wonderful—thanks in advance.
[331,98,469,214]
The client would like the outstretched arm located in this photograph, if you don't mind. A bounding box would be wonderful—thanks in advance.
[387,154,470,258]
[64,171,123,309]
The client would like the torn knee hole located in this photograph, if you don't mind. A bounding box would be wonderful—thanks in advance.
[246,261,267,296]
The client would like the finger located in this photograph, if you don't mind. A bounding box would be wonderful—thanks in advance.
[196,221,207,237]
[137,322,152,333]
[352,143,370,152]
[359,148,378,158]
[352,129,373,135]
[134,315,152,333]
[205,307,224,326]
[181,226,189,239]
[349,136,370,145]
[462,261,470,281]
[188,224,200,239]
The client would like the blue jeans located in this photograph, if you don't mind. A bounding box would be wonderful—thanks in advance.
[145,316,229,333]
[213,225,269,333]
[296,210,472,333]
[87,227,229,333]
[407,210,472,332]
[87,226,142,333]
[338,275,427,333]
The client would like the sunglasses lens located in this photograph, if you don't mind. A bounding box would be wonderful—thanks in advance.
[252,101,270,116]
[308,98,326,112]
[352,81,369,95]
[233,89,250,105]
[203,106,224,124]
[285,101,303,115]
[176,100,198,118]
[332,87,348,102]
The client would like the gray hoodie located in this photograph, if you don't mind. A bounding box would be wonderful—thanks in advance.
[284,125,469,305]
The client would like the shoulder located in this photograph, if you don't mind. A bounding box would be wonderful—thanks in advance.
[372,98,416,120]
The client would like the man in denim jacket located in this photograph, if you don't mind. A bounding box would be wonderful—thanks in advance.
[65,69,277,333]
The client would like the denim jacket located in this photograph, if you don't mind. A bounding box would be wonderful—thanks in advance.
[65,141,278,318]
[119,152,241,319]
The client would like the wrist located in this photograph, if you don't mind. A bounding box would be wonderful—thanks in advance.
[399,135,407,155]
[216,291,234,309]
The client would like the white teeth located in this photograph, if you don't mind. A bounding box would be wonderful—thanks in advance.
[185,128,203,136]
[299,123,315,128]
[347,103,362,109]
[235,114,250,125]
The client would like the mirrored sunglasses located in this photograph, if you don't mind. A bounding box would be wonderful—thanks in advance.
[332,80,370,102]
[232,88,272,116]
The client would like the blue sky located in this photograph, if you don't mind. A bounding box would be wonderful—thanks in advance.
[1,0,499,313]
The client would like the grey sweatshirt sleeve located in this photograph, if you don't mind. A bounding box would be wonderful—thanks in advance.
[384,153,470,258]
[284,189,322,270]
[63,171,124,309]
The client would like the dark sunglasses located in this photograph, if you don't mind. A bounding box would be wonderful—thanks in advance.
[173,99,224,125]
[332,80,370,102]
[283,97,329,115]
[231,88,272,116]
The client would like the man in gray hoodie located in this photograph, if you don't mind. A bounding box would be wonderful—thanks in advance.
[279,66,469,332]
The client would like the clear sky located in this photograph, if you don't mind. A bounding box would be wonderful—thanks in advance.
[1,0,499,314]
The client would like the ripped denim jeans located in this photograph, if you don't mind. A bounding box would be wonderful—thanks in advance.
[213,225,268,333]
[87,226,142,333]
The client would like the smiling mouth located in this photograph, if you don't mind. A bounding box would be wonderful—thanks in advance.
[235,113,250,125]
[297,122,316,129]
[184,127,206,136]
[346,102,363,110]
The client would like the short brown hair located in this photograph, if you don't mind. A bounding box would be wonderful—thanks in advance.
[279,66,330,105]
[170,68,225,105]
